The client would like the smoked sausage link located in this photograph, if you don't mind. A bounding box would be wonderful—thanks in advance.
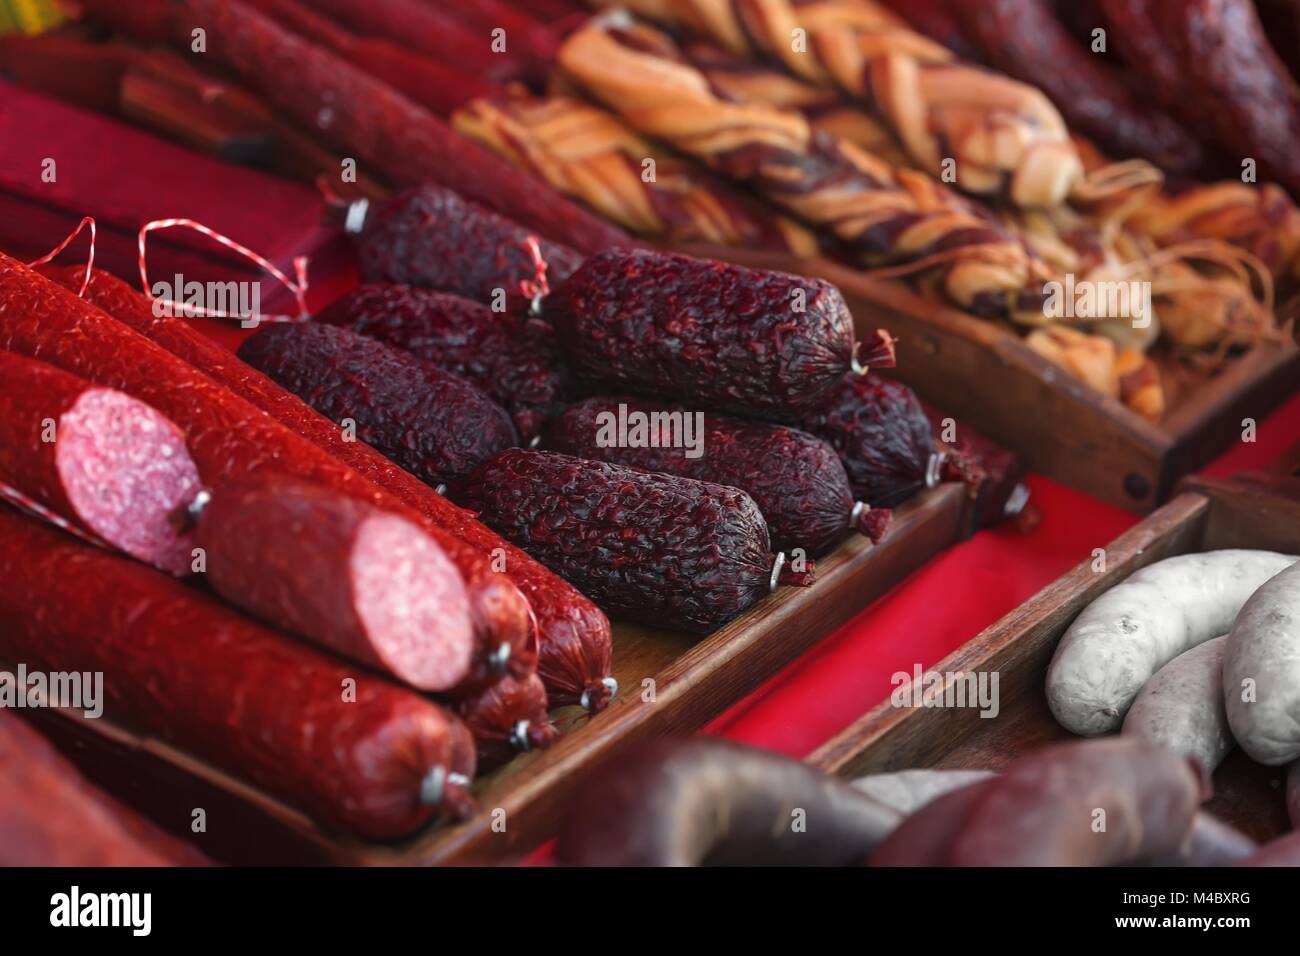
[0,350,202,575]
[196,474,475,692]
[0,507,476,839]
[548,249,875,420]
[237,322,518,486]
[453,450,814,633]
[356,184,584,305]
[0,710,210,866]
[38,263,613,713]
[316,284,571,442]
[541,396,890,555]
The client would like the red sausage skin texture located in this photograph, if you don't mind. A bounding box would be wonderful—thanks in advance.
[0,711,211,866]
[0,507,475,840]
[196,475,475,692]
[0,351,202,575]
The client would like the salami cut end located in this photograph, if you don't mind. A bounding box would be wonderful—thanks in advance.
[56,388,202,575]
[351,513,474,691]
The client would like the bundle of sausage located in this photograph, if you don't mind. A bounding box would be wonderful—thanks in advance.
[2,256,563,763]
[554,736,1274,866]
[39,262,614,715]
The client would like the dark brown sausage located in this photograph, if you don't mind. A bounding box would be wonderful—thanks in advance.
[0,506,477,839]
[555,738,900,865]
[195,474,475,692]
[0,350,202,575]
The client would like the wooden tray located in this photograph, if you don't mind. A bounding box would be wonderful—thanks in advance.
[30,481,969,865]
[680,246,1300,514]
[806,474,1300,841]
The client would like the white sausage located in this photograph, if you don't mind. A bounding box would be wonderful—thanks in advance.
[852,768,995,817]
[1047,550,1297,736]
[1223,562,1300,765]
[1122,636,1232,773]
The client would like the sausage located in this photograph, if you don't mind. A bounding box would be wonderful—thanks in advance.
[75,0,631,254]
[237,322,518,485]
[0,351,202,575]
[354,184,584,307]
[39,263,613,713]
[195,474,474,692]
[1154,0,1300,197]
[797,375,942,508]
[0,711,211,866]
[242,0,501,115]
[1223,561,1300,764]
[870,737,1207,866]
[315,284,571,441]
[541,395,891,556]
[555,738,901,866]
[0,507,476,839]
[547,248,895,420]
[456,671,558,771]
[310,0,549,86]
[1122,635,1233,774]
[452,450,815,633]
[1046,550,1298,736]
[2,256,531,700]
[949,0,1210,175]
[850,768,995,817]
[874,0,985,61]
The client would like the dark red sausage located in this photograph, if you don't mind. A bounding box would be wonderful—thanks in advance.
[310,0,544,85]
[548,249,892,420]
[439,0,559,85]
[797,375,941,508]
[195,474,474,692]
[355,184,585,306]
[0,351,203,575]
[0,711,211,866]
[457,671,559,771]
[1154,0,1300,197]
[75,0,632,254]
[541,396,891,556]
[0,507,476,839]
[41,263,613,713]
[243,0,500,115]
[238,322,518,486]
[315,284,571,440]
[949,0,1210,175]
[453,450,814,634]
[3,256,529,702]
